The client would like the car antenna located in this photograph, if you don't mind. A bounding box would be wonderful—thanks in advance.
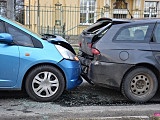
[122,0,133,19]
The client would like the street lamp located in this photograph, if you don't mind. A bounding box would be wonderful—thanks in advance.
[104,4,110,12]
[55,2,62,26]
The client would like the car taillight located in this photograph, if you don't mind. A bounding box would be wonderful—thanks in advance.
[91,48,100,55]
[79,42,82,47]
[87,43,92,48]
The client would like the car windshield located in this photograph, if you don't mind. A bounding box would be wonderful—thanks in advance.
[84,21,111,34]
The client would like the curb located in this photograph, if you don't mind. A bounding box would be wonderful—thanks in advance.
[67,116,150,120]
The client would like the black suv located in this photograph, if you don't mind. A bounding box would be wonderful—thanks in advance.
[78,18,160,102]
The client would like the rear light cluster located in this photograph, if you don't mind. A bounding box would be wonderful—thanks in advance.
[88,43,100,55]
[79,42,82,47]
[91,48,100,55]
[79,41,100,55]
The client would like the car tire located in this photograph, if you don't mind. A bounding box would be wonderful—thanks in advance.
[121,67,158,103]
[25,65,65,102]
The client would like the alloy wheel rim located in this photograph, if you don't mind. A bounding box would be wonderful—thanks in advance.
[32,71,59,98]
[130,74,150,96]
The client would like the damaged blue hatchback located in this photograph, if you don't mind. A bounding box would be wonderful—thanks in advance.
[0,16,82,102]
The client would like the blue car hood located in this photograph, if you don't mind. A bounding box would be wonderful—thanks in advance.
[42,34,76,55]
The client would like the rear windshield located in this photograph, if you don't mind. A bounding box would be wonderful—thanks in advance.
[84,21,111,34]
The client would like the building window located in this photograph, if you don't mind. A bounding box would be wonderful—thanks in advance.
[80,0,96,24]
[113,0,128,19]
[144,1,159,18]
[113,14,127,18]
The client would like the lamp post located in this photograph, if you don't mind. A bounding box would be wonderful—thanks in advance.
[104,4,110,18]
[37,0,40,33]
[55,2,62,26]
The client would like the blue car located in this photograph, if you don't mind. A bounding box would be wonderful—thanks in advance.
[0,16,82,102]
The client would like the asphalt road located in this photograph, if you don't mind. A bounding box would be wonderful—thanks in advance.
[0,81,160,120]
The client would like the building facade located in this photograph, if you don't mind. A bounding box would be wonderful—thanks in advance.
[23,0,160,39]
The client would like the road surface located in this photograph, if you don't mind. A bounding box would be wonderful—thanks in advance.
[0,81,160,120]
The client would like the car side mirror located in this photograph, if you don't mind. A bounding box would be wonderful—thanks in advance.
[0,33,13,44]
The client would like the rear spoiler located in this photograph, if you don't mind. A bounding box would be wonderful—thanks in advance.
[96,18,112,22]
[96,17,131,23]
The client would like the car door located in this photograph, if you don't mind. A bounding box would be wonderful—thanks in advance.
[150,22,160,66]
[4,21,35,84]
[0,21,19,87]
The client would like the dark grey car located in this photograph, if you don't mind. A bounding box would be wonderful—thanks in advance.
[78,18,130,75]
[79,18,160,102]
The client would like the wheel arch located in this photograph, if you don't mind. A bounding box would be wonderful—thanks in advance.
[120,63,160,89]
[21,63,66,91]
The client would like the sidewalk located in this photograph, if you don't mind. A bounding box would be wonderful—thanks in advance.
[0,103,159,120]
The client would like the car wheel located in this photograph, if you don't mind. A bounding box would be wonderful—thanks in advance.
[121,67,158,102]
[25,65,65,102]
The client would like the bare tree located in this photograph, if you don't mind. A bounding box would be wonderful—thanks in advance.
[7,0,15,20]
[15,0,24,24]
[0,0,7,16]
[0,0,24,24]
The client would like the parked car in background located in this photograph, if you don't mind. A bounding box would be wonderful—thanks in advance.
[0,16,82,102]
[79,18,160,103]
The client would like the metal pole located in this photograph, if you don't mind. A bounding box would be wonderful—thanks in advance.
[37,0,40,33]
[29,0,30,28]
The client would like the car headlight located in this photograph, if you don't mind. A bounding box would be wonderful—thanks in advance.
[55,45,79,61]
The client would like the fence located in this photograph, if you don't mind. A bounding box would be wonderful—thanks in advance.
[15,4,105,43]
[2,3,160,42]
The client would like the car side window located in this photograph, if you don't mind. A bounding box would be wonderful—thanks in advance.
[5,23,34,47]
[115,25,149,41]
[153,24,160,43]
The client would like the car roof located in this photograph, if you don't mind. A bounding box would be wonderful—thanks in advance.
[131,18,160,23]
[96,17,160,24]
